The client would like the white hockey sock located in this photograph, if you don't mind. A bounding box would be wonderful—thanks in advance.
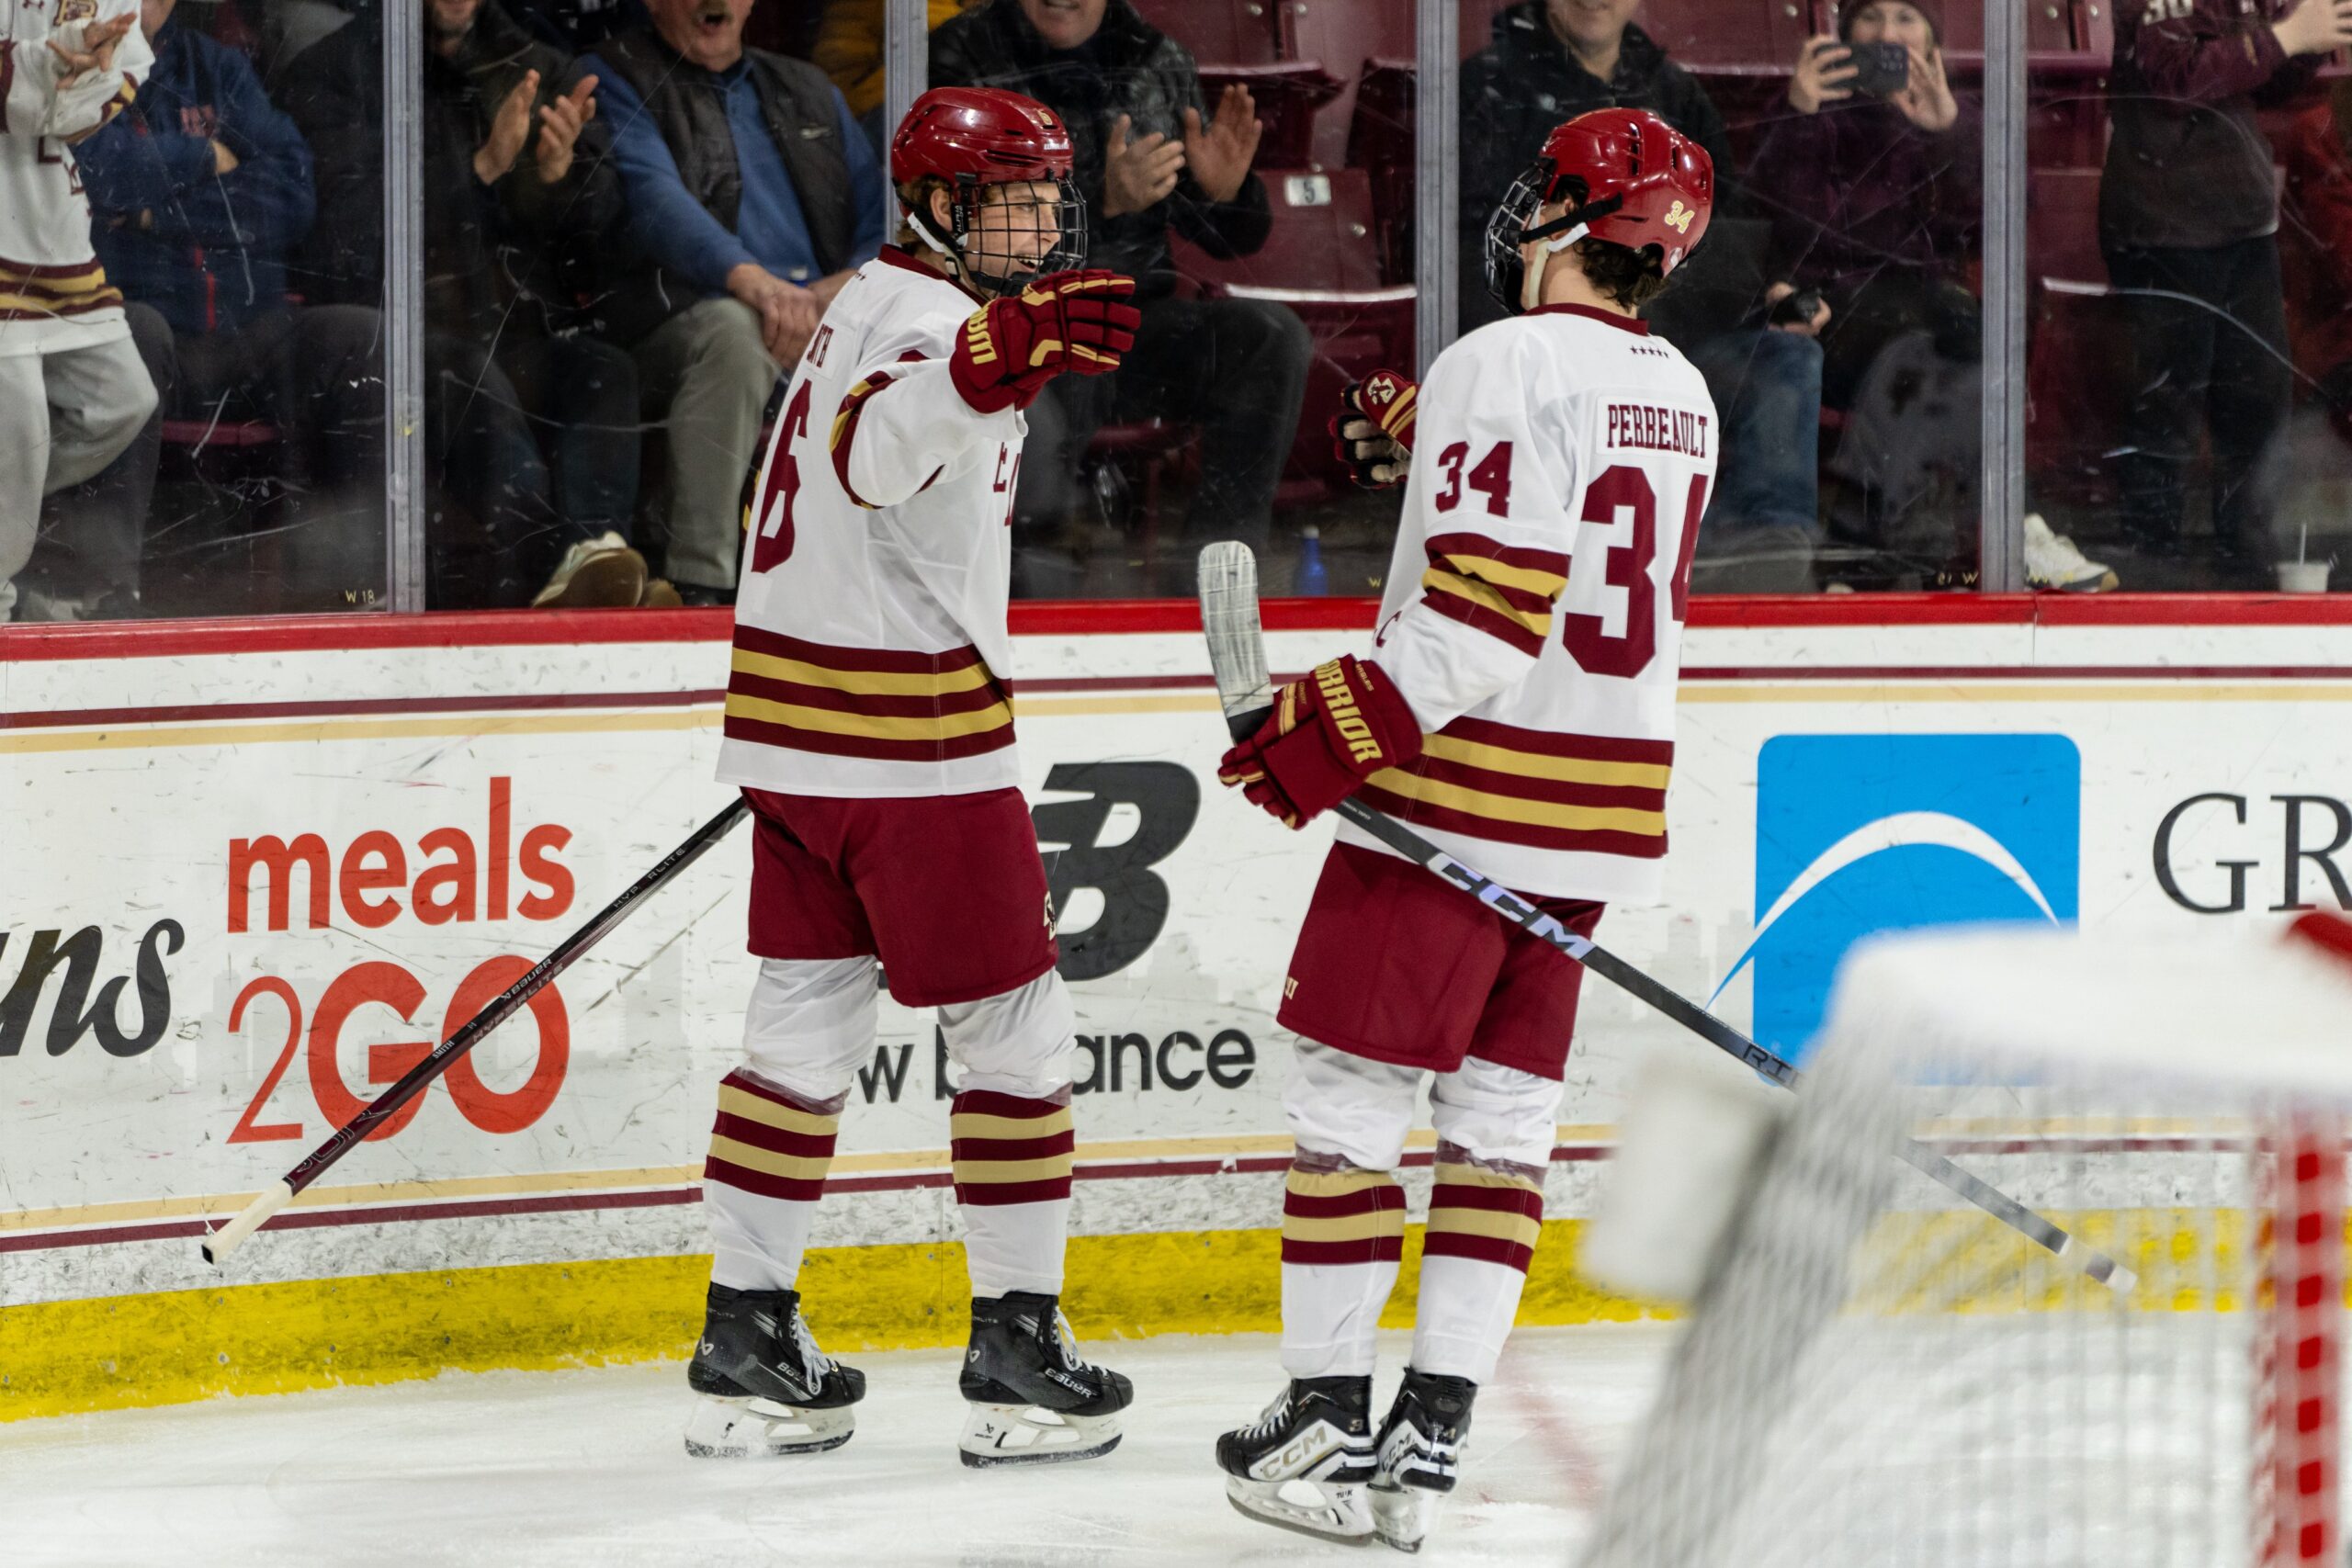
[702,1068,841,1292]
[1408,1161,1545,1383]
[1279,1161,1406,1379]
[951,1089,1073,1297]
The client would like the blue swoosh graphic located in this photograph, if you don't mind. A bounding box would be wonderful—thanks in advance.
[1707,810,2064,1009]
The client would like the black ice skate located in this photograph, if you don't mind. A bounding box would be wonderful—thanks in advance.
[683,1284,865,1458]
[1368,1369,1476,1552]
[1216,1375,1377,1544]
[956,1292,1134,1468]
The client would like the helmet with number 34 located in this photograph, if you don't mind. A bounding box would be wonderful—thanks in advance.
[1484,107,1715,315]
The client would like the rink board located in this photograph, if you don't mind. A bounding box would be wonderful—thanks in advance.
[4,599,2351,1417]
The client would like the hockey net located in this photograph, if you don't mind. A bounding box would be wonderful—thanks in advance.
[1577,915,2352,1568]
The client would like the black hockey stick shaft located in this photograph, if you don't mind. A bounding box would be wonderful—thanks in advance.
[201,796,752,1264]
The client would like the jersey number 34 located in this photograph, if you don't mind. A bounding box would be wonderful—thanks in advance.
[1433,441,1708,680]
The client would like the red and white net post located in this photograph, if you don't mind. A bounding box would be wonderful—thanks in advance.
[2256,913,2352,1568]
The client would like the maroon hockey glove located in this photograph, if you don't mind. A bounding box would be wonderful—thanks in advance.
[1330,369,1417,490]
[1217,656,1423,829]
[948,270,1141,414]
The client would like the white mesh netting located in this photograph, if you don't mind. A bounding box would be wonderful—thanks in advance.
[1576,924,2352,1568]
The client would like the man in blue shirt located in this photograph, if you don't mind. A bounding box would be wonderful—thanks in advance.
[589,0,886,604]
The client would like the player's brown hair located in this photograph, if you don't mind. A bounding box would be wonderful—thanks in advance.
[1569,236,1671,310]
[1543,178,1671,310]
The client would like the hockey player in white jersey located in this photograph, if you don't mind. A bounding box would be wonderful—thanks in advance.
[1212,107,1717,1549]
[1,0,156,623]
[684,85,1142,1470]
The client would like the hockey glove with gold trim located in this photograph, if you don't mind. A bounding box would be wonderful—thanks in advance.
[1331,369,1417,489]
[1217,656,1423,829]
[948,269,1140,414]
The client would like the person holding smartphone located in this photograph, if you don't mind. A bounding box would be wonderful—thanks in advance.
[1740,0,2024,585]
[2100,0,2346,583]
[1750,0,1977,413]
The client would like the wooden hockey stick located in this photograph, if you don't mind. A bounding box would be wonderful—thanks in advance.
[1197,541,2134,1294]
[200,797,752,1265]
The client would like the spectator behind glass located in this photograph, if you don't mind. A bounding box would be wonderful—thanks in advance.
[0,0,159,624]
[931,0,1311,592]
[587,0,887,605]
[2100,0,2345,584]
[1462,0,1827,592]
[2256,82,2352,580]
[498,0,644,55]
[279,0,653,609]
[815,0,967,154]
[76,0,389,609]
[1748,0,1986,583]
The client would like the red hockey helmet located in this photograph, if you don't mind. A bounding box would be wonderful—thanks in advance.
[1483,107,1715,315]
[892,87,1086,295]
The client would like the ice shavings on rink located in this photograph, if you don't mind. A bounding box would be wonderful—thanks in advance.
[0,1326,1668,1568]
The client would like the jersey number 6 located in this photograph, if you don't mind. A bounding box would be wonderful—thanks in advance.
[750,381,815,575]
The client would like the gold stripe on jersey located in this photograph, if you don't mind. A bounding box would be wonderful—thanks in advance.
[0,259,122,321]
[729,646,997,698]
[722,691,1014,743]
[1427,546,1567,602]
[1364,769,1665,836]
[1357,716,1675,859]
[1419,732,1672,791]
[1419,533,1570,656]
[1419,565,1554,640]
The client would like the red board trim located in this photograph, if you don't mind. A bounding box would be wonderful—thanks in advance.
[6,593,2352,664]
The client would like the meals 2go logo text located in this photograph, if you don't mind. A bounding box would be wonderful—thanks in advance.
[224,777,576,1145]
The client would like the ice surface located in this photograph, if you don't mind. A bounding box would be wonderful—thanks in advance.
[0,1325,1674,1568]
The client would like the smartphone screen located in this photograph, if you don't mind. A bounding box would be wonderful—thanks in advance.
[1846,41,1911,97]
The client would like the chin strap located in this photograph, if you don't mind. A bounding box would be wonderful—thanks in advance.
[1515,192,1617,313]
[1520,220,1588,312]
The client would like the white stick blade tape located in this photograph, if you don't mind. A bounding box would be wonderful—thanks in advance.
[1196,542,1272,720]
[199,1180,295,1266]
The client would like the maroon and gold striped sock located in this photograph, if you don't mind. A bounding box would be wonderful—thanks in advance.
[1413,1161,1546,1384]
[1279,1162,1406,1379]
[702,1069,842,1290]
[951,1089,1075,1298]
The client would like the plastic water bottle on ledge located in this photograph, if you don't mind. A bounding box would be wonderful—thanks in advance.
[1296,525,1328,596]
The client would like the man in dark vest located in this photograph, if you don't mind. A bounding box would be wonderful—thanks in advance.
[591,0,887,604]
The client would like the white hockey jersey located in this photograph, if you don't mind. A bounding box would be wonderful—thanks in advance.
[716,246,1030,800]
[1351,303,1719,905]
[0,0,149,357]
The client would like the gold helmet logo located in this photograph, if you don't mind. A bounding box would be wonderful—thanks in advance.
[1664,200,1696,235]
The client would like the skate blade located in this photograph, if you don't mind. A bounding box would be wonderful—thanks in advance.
[957,1402,1123,1469]
[1370,1481,1431,1553]
[1226,1474,1375,1545]
[683,1394,854,1459]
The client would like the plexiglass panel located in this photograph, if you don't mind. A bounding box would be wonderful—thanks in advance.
[2025,0,2341,592]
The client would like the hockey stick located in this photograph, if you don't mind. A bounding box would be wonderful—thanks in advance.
[1197,542,2135,1294]
[200,796,752,1266]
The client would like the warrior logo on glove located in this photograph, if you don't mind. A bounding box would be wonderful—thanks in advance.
[1218,656,1424,829]
[949,271,1141,414]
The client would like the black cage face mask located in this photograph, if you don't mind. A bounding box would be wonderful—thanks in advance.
[915,179,1090,299]
[1483,162,1633,314]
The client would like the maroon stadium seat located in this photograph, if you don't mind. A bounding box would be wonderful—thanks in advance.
[1128,0,1284,62]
